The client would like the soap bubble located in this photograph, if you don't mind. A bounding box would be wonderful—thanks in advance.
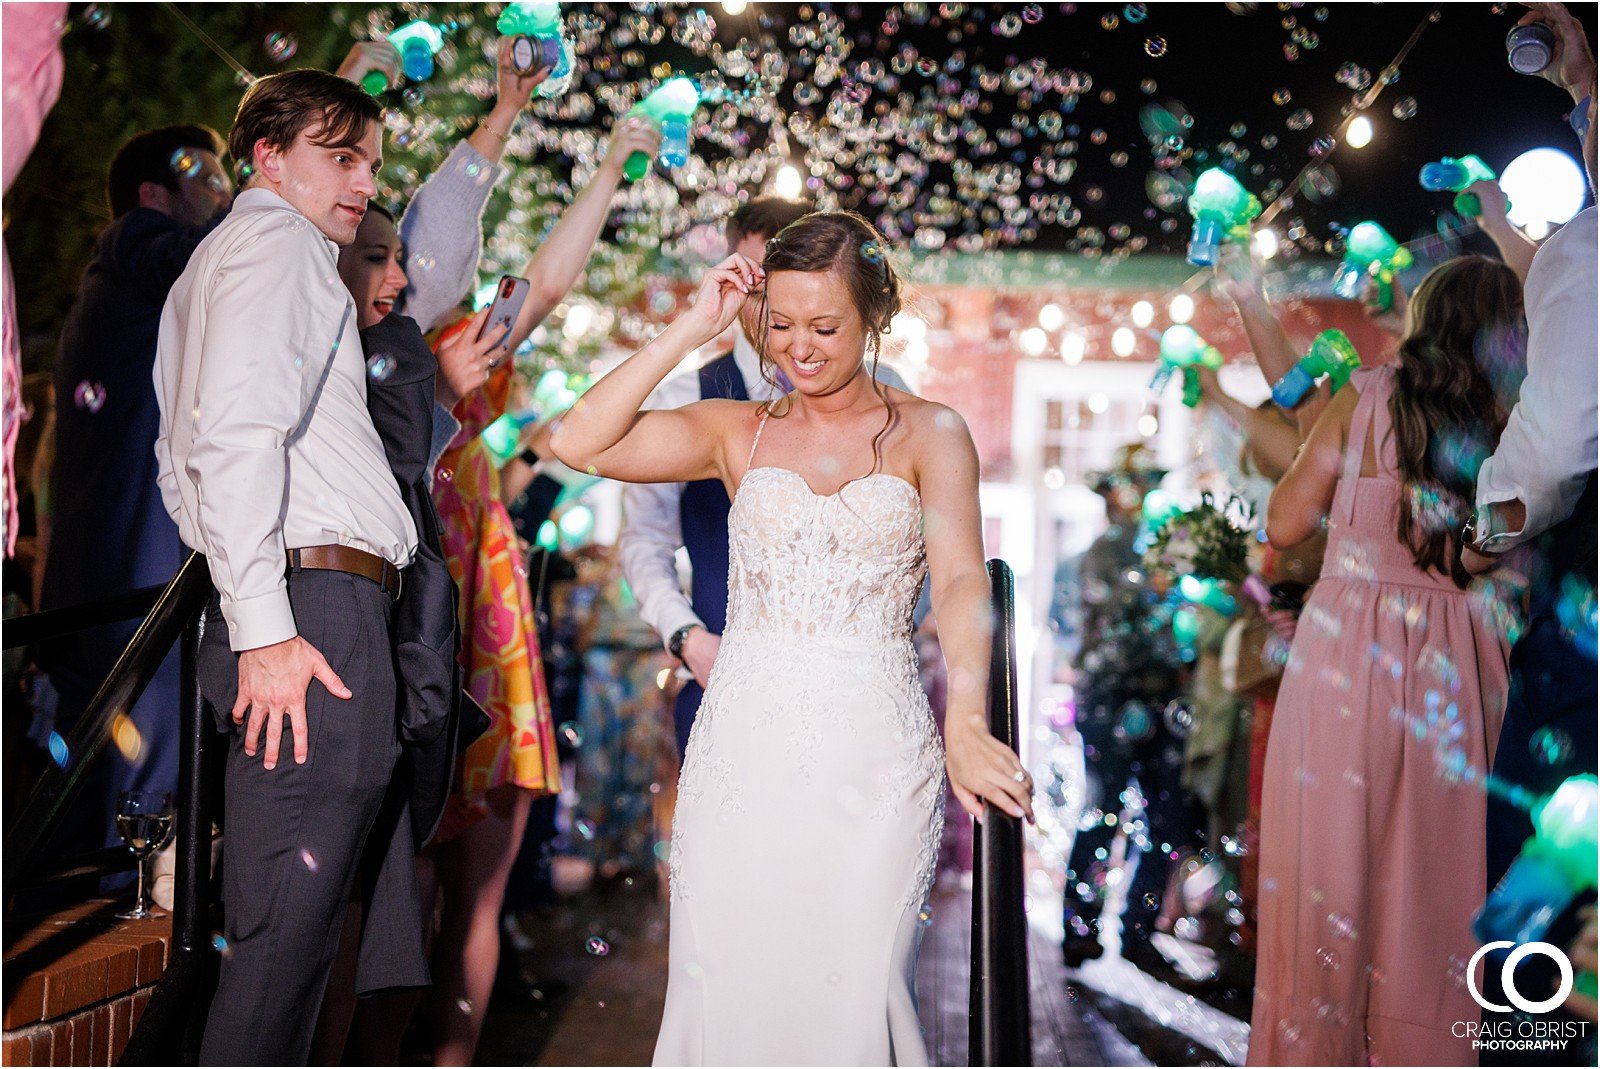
[1530,727,1574,766]
[74,381,107,413]
[265,32,298,63]
[1124,3,1149,23]
[585,936,610,956]
[1391,96,1418,120]
[80,5,110,30]
[559,721,585,747]
[1300,163,1340,202]
[366,354,396,382]
[1287,109,1314,131]
[1272,88,1292,106]
[1021,4,1045,23]
[1144,36,1167,57]
[170,149,201,179]
[1100,12,1120,30]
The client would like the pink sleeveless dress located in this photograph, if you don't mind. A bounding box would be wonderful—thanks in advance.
[1249,365,1510,1067]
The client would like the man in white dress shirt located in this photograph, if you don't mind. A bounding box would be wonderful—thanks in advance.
[1462,3,1597,1046]
[618,197,920,756]
[153,70,419,1064]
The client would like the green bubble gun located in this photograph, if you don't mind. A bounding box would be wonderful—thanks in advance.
[1271,329,1361,408]
[1475,775,1598,950]
[622,77,702,182]
[1419,155,1498,218]
[1331,221,1412,312]
[1187,168,1261,267]
[1152,324,1223,408]
[362,20,445,95]
[497,1,575,96]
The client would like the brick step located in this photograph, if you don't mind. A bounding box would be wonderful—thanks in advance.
[3,900,171,1066]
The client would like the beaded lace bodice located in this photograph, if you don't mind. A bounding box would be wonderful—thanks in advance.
[725,467,928,643]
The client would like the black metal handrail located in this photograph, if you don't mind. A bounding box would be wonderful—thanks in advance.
[123,607,217,1065]
[3,553,212,889]
[3,584,166,650]
[969,558,1032,1066]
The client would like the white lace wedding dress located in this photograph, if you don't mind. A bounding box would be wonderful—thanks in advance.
[653,413,946,1066]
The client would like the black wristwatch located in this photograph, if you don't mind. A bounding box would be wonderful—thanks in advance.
[668,623,701,661]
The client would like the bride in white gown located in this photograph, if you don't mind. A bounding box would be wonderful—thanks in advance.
[551,212,1036,1066]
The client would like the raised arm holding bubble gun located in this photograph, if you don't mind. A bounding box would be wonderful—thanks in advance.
[1332,221,1412,313]
[1271,329,1362,410]
[1150,324,1222,408]
[621,76,703,181]
[497,0,576,93]
[1186,167,1261,266]
[1212,242,1333,437]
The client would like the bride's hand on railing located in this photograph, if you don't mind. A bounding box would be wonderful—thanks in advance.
[945,715,1035,825]
[679,254,764,350]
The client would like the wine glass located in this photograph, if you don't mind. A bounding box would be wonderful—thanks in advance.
[115,790,174,920]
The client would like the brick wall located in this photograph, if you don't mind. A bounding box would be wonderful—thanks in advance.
[3,902,170,1067]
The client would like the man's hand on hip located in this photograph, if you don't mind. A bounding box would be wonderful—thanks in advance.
[680,628,723,689]
[235,636,352,770]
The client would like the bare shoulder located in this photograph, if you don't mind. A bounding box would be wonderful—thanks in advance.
[682,397,768,429]
[895,395,976,451]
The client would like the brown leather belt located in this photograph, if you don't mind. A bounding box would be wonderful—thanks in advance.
[286,545,402,599]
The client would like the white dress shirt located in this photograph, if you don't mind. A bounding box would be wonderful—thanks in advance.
[1476,205,1599,550]
[154,188,417,652]
[616,332,916,646]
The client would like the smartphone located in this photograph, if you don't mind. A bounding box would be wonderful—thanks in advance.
[478,275,529,355]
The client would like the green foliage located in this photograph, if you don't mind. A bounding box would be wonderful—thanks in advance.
[8,4,355,358]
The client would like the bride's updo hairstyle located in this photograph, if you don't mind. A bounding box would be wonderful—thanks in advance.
[753,210,904,413]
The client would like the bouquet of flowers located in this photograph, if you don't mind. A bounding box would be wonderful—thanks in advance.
[1143,493,1253,588]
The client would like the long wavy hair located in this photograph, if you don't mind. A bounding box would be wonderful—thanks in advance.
[753,210,906,476]
[1390,255,1525,587]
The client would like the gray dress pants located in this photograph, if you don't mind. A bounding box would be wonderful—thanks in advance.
[196,570,400,1066]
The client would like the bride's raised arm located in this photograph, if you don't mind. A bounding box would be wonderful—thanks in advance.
[549,254,763,484]
[917,404,1036,824]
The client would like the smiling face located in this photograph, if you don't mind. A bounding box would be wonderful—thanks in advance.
[763,267,870,392]
[337,210,407,330]
[252,116,381,245]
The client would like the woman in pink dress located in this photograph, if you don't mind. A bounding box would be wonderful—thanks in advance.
[1251,256,1526,1066]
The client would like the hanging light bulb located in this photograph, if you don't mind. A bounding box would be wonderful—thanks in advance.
[1169,294,1195,324]
[1346,115,1374,149]
[1021,327,1049,357]
[1112,327,1137,357]
[1039,303,1066,331]
[722,0,749,12]
[1253,228,1281,259]
[1130,300,1155,328]
[774,164,804,199]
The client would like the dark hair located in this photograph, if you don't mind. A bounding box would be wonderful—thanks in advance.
[726,196,814,247]
[1390,255,1525,587]
[106,124,225,218]
[754,210,906,475]
[228,69,380,181]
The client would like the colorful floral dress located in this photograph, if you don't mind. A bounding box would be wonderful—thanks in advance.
[431,332,559,839]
